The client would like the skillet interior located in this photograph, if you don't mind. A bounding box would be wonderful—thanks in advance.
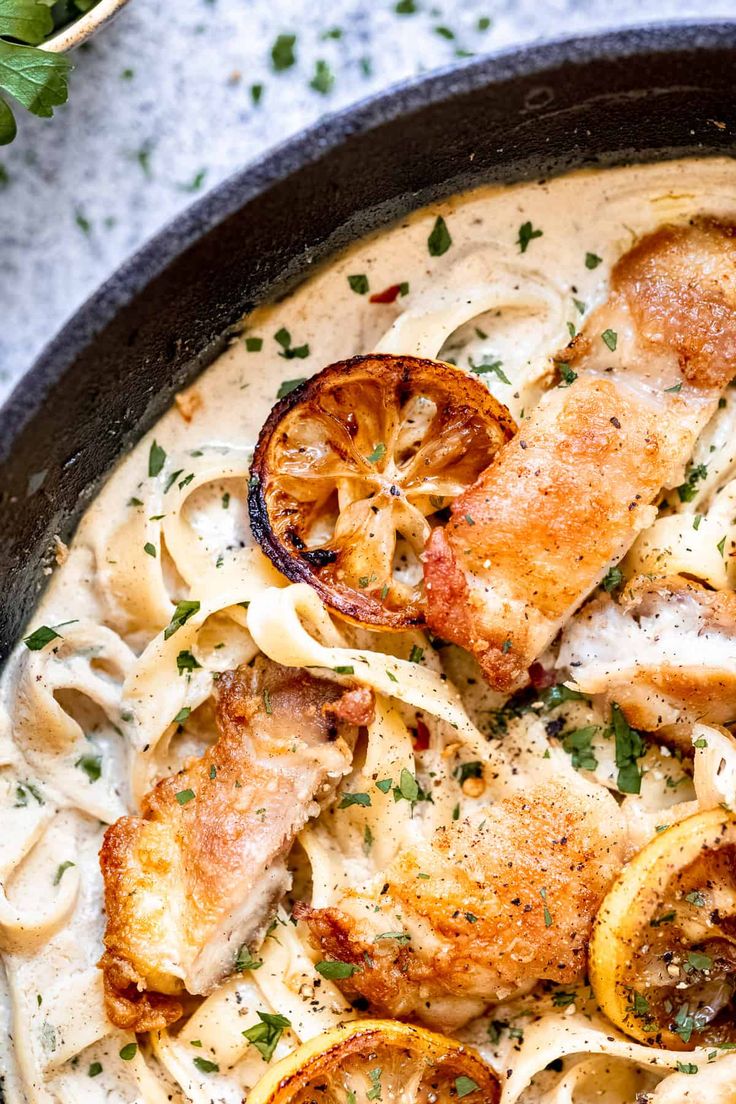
[1,21,735,663]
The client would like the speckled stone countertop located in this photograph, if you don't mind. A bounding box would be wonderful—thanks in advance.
[0,0,733,401]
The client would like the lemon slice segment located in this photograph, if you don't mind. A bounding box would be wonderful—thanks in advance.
[249,354,515,630]
[246,1018,500,1104]
[590,807,736,1049]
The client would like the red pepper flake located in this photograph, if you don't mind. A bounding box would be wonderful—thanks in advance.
[369,283,404,304]
[413,718,431,750]
[529,662,555,690]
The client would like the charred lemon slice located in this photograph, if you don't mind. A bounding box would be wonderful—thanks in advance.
[590,808,736,1049]
[249,354,515,628]
[247,1018,500,1104]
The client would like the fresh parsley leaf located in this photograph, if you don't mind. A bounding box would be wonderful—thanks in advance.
[562,726,599,772]
[176,649,201,675]
[148,439,166,477]
[395,768,419,802]
[242,1011,291,1061]
[687,951,712,971]
[235,945,263,971]
[602,565,623,592]
[0,40,69,145]
[53,860,75,885]
[0,0,53,46]
[455,1076,480,1097]
[428,215,452,256]
[23,625,61,650]
[366,442,386,463]
[339,792,372,808]
[611,702,645,794]
[309,59,334,94]
[469,357,510,384]
[517,221,542,253]
[315,959,361,979]
[164,599,200,640]
[193,1057,219,1073]
[271,33,296,71]
[677,462,707,502]
[557,362,577,387]
[76,754,101,783]
[542,683,585,709]
[348,274,369,294]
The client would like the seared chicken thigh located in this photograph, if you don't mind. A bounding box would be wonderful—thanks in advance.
[100,660,371,1031]
[424,220,736,690]
[298,778,625,1031]
[559,574,736,731]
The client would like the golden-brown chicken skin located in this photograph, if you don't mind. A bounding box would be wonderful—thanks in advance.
[297,779,625,1031]
[424,220,736,690]
[99,660,372,1032]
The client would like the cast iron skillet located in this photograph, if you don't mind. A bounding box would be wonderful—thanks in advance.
[1,21,735,663]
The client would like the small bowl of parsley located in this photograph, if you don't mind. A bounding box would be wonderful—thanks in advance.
[0,0,130,145]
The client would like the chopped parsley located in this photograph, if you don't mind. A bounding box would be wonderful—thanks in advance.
[53,860,75,885]
[164,599,200,640]
[677,462,707,502]
[455,1076,480,1098]
[557,362,577,387]
[363,824,374,854]
[235,945,263,971]
[176,649,201,675]
[428,215,452,256]
[542,683,585,709]
[394,768,419,802]
[76,754,101,783]
[348,274,369,294]
[602,565,623,592]
[540,887,553,927]
[687,951,712,971]
[315,960,361,979]
[277,377,306,399]
[375,778,392,793]
[274,327,309,360]
[334,665,355,675]
[408,645,424,663]
[271,33,296,71]
[366,442,386,463]
[374,931,411,943]
[454,761,483,784]
[585,251,602,269]
[562,726,598,772]
[148,440,166,477]
[242,1011,291,1061]
[143,542,156,557]
[517,221,543,253]
[23,625,61,651]
[469,357,510,384]
[611,702,645,794]
[119,1043,137,1061]
[309,59,334,94]
[676,1062,698,1075]
[245,336,263,352]
[339,792,372,808]
[686,890,706,907]
[174,706,191,724]
[601,328,618,351]
[88,1062,103,1077]
[193,1057,219,1073]
[175,789,195,805]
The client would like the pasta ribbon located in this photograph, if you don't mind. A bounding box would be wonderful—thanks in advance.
[247,583,487,754]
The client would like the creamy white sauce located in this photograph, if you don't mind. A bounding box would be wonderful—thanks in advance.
[2,156,736,1104]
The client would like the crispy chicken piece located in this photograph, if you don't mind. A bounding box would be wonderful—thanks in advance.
[558,574,736,732]
[297,778,625,1031]
[424,220,736,690]
[100,660,371,1032]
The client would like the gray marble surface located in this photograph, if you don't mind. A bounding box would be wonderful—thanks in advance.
[1,0,733,401]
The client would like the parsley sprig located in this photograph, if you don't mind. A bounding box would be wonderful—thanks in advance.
[0,1,73,144]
